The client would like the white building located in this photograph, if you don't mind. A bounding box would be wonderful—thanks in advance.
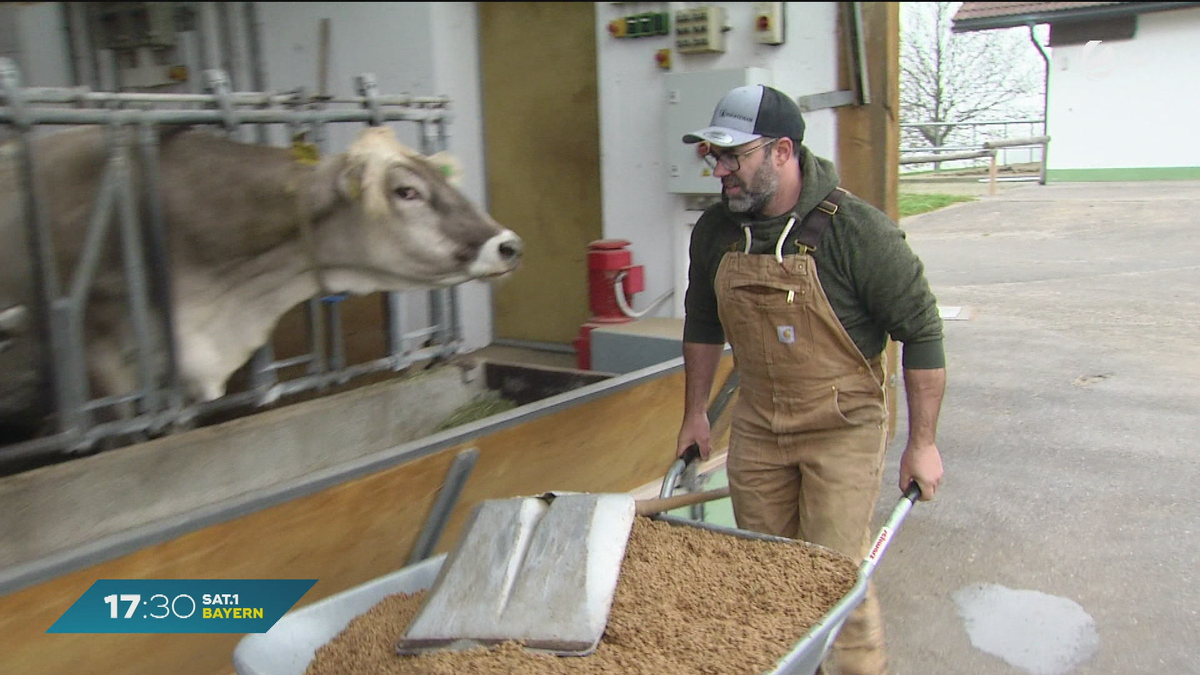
[953,1,1200,182]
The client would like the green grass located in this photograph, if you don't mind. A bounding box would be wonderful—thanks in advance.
[898,192,976,218]
[434,391,518,431]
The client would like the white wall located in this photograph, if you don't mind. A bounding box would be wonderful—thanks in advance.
[256,2,494,351]
[1048,7,1200,172]
[6,3,72,88]
[594,2,841,318]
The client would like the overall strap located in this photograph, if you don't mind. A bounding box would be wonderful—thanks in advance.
[793,186,848,253]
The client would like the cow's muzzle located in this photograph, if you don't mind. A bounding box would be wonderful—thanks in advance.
[471,230,523,279]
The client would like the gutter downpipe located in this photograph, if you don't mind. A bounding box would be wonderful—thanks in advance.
[1029,24,1050,185]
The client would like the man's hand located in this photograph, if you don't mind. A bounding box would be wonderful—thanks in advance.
[899,441,943,500]
[676,412,712,460]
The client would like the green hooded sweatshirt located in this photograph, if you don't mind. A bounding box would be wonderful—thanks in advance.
[683,146,945,369]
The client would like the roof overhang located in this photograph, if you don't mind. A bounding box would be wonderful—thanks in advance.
[951,2,1200,33]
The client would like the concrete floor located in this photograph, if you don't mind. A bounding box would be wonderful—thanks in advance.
[873,180,1200,674]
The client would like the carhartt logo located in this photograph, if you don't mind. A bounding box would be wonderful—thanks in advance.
[777,326,795,344]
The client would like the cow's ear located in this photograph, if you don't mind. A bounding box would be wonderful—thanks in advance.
[306,155,362,216]
[427,152,463,186]
[336,158,368,200]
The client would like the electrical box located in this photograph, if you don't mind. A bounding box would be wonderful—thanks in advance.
[664,68,774,195]
[91,2,185,89]
[753,3,786,45]
[674,6,727,54]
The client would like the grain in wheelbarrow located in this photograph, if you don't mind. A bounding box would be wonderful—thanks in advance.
[305,517,859,675]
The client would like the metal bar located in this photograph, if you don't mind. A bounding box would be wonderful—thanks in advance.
[137,123,183,411]
[66,157,120,306]
[3,88,452,107]
[318,19,331,98]
[243,2,270,146]
[406,448,480,565]
[2,59,79,436]
[849,2,870,105]
[355,73,383,127]
[327,298,346,379]
[900,119,1043,128]
[794,89,857,113]
[113,130,160,415]
[983,135,1051,150]
[305,298,327,376]
[0,107,451,126]
[263,354,315,371]
[899,149,995,164]
[385,292,407,362]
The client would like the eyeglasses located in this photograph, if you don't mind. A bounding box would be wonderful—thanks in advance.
[702,138,779,172]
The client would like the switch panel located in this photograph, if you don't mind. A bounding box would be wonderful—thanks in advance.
[753,2,785,45]
[674,6,727,54]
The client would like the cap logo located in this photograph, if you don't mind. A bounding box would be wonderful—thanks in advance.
[717,109,755,124]
[707,130,732,143]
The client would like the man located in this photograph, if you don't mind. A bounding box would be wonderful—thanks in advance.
[675,84,945,675]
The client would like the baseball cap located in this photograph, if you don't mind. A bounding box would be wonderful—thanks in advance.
[682,84,806,148]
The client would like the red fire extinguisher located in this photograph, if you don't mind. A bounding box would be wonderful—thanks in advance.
[574,239,644,369]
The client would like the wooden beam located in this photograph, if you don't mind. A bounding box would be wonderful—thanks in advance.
[836,2,901,442]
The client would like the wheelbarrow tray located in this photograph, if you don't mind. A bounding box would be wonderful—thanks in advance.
[232,513,896,675]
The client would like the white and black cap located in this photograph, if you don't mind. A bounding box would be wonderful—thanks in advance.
[682,84,807,148]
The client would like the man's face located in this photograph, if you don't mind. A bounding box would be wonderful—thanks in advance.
[709,138,780,214]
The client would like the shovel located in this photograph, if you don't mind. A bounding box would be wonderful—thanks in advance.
[395,479,729,657]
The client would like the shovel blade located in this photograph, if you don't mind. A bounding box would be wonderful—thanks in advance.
[396,492,636,657]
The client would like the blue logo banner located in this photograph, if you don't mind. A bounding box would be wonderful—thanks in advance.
[46,579,318,634]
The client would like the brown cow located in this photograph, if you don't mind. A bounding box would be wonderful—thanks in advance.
[0,125,522,435]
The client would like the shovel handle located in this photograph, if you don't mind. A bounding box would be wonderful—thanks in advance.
[636,486,730,517]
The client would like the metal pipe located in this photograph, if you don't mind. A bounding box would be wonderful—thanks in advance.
[405,448,480,565]
[243,2,271,146]
[0,107,450,126]
[67,157,120,306]
[136,123,182,411]
[2,60,76,436]
[113,134,160,414]
[5,88,451,108]
[1029,24,1051,185]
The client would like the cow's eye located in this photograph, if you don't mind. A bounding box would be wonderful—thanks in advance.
[395,186,421,201]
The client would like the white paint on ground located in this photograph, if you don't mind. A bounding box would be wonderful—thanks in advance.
[953,583,1099,675]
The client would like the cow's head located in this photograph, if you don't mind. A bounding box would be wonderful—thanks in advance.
[310,127,522,292]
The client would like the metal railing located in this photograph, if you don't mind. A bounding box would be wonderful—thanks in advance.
[900,119,1046,173]
[899,134,1052,193]
[0,57,464,463]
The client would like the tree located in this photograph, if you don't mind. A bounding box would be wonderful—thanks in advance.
[900,2,1046,153]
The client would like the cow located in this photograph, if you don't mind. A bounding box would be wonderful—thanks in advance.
[0,124,523,441]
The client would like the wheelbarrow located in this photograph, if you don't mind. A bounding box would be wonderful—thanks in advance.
[231,452,921,675]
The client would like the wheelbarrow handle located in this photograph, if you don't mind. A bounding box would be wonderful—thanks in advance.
[659,443,702,498]
[860,481,922,577]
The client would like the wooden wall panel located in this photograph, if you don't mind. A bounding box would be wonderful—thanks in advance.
[479,2,603,345]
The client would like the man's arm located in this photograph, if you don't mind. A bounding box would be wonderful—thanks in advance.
[899,366,945,500]
[677,341,725,460]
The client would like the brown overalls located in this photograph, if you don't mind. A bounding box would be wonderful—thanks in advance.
[715,189,890,675]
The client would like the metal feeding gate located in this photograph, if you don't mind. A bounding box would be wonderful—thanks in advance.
[0,57,466,464]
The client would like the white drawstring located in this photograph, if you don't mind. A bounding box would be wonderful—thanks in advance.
[774,217,796,263]
[742,225,752,254]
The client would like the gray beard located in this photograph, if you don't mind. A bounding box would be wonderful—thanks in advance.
[722,161,779,214]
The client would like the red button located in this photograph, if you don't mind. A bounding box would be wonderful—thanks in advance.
[757,16,770,31]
